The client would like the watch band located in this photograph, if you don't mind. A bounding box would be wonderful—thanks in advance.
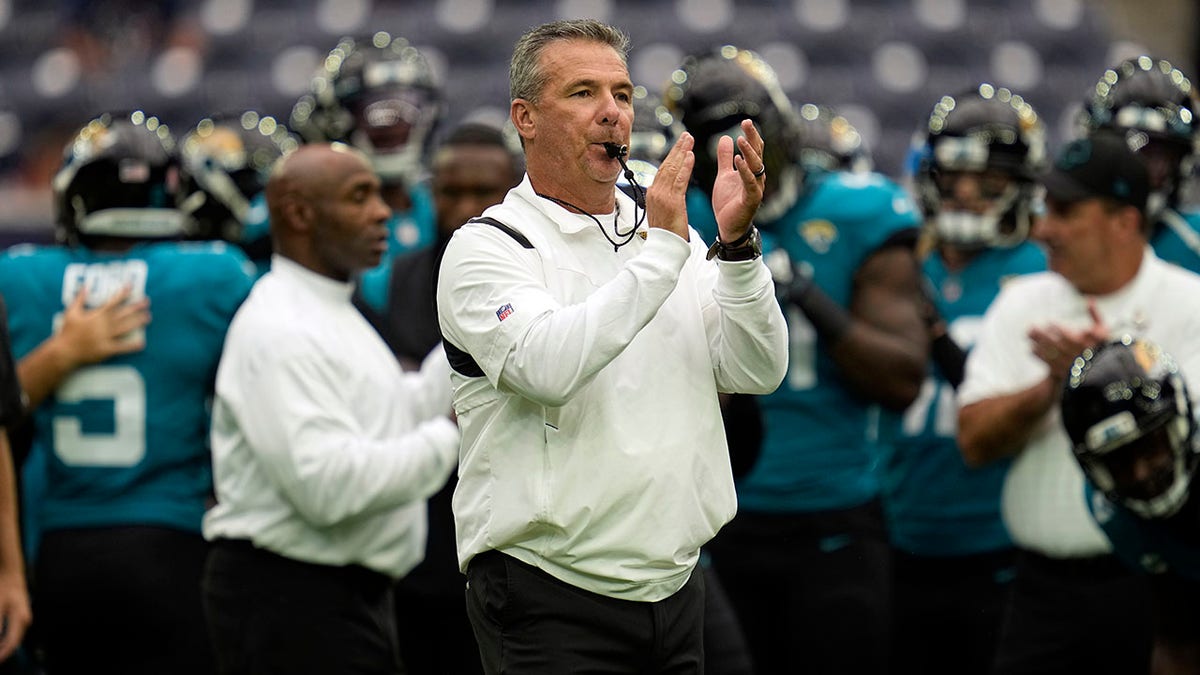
[706,226,762,261]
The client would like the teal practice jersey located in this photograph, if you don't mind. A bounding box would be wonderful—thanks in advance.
[0,241,255,541]
[710,169,921,512]
[1086,484,1200,581]
[686,188,719,248]
[883,242,1046,556]
[1151,208,1200,275]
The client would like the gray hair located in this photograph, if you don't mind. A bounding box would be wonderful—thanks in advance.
[509,19,630,104]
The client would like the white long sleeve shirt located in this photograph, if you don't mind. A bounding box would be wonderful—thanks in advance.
[203,255,460,579]
[959,248,1200,558]
[437,177,789,601]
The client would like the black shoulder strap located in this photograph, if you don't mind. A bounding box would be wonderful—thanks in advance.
[444,340,486,378]
[470,216,534,249]
[443,216,533,378]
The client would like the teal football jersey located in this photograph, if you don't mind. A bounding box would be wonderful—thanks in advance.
[1151,208,1200,275]
[0,241,255,541]
[686,188,719,248]
[883,242,1046,556]
[1086,484,1200,581]
[706,169,921,512]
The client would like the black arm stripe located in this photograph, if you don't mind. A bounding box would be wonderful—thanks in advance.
[443,339,486,378]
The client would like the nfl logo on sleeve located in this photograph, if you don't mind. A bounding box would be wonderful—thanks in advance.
[496,303,514,321]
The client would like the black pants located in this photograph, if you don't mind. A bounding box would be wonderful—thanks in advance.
[466,550,705,674]
[202,539,403,675]
[891,547,1016,675]
[392,477,483,675]
[706,500,893,675]
[393,581,482,675]
[701,562,754,675]
[35,526,214,675]
[1150,573,1200,671]
[991,550,1152,675]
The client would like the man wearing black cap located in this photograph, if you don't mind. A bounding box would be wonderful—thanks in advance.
[956,132,1200,675]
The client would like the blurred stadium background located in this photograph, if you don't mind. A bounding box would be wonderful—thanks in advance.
[0,0,1194,243]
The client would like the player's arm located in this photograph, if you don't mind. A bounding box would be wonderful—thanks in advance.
[17,286,150,409]
[918,276,969,389]
[806,242,928,411]
[0,432,29,662]
[0,302,29,661]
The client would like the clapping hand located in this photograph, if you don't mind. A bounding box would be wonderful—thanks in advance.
[711,119,766,244]
[644,131,696,241]
[1028,300,1109,383]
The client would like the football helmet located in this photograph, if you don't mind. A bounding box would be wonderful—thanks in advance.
[1078,56,1199,218]
[794,103,872,175]
[290,31,442,185]
[1061,336,1200,519]
[178,111,299,242]
[913,84,1047,249]
[629,86,682,164]
[615,86,683,201]
[52,110,185,246]
[664,45,802,222]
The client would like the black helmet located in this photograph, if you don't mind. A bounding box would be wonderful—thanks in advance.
[178,111,299,242]
[615,86,683,201]
[1078,56,1199,216]
[290,31,442,185]
[52,110,185,246]
[629,86,682,165]
[914,84,1047,249]
[1061,336,1199,519]
[793,103,872,175]
[664,45,801,221]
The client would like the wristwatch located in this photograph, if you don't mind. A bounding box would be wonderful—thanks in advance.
[706,226,763,262]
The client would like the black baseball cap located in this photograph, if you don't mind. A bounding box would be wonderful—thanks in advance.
[1040,133,1150,212]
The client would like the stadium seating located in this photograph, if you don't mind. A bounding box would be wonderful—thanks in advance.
[0,0,1123,233]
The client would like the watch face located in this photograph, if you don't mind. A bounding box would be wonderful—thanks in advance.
[706,239,724,261]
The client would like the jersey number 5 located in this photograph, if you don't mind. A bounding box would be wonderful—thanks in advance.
[52,365,147,467]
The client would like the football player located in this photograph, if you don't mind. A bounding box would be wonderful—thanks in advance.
[667,46,929,675]
[1077,56,1200,272]
[883,84,1048,675]
[0,111,256,674]
[792,102,873,175]
[177,109,299,275]
[290,31,443,261]
[1062,337,1200,675]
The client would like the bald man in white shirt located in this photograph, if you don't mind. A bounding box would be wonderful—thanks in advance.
[201,143,459,675]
